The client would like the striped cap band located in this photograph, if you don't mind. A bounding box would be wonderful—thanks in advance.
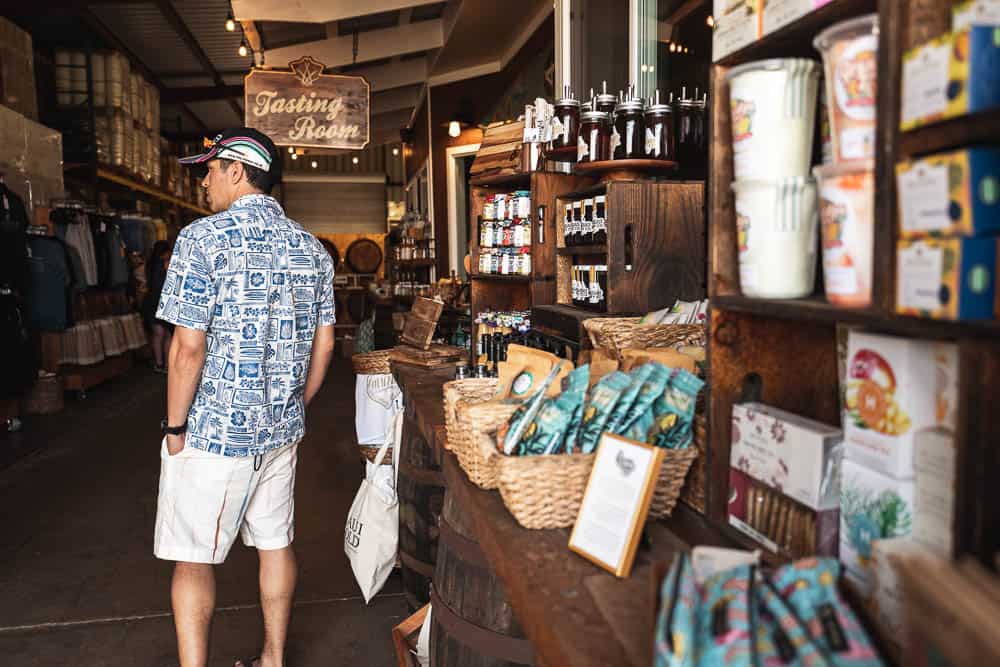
[179,134,273,172]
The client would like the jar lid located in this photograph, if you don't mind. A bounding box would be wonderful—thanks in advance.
[581,110,611,122]
[645,103,673,114]
[555,97,581,108]
[725,57,820,83]
[595,93,617,105]
[614,100,645,113]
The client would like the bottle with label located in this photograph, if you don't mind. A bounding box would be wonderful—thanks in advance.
[571,200,583,246]
[550,87,581,151]
[482,217,493,248]
[563,203,574,246]
[582,198,595,245]
[593,195,608,245]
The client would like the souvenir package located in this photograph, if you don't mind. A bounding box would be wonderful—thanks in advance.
[896,147,1000,239]
[516,389,584,456]
[731,402,843,511]
[561,365,591,453]
[620,364,673,441]
[844,332,958,478]
[500,361,570,454]
[577,371,632,454]
[896,236,998,320]
[621,347,697,373]
[840,459,914,594]
[604,364,654,435]
[712,0,760,61]
[496,345,566,399]
[646,370,705,450]
[953,0,1000,29]
[763,0,835,35]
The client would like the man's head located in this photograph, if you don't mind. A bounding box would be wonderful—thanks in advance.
[179,128,282,213]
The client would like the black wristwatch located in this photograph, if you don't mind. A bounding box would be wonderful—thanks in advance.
[161,418,188,436]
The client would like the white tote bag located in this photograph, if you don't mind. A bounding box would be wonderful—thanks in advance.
[355,373,403,445]
[345,409,403,603]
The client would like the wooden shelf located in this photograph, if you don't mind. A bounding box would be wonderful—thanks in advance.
[713,294,1000,339]
[557,244,607,256]
[96,167,211,216]
[899,107,1000,158]
[470,274,532,283]
[715,0,877,66]
[394,258,437,268]
[469,172,532,189]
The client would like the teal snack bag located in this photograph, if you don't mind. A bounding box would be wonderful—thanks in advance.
[501,361,568,455]
[518,389,585,456]
[562,365,591,454]
[646,369,704,449]
[618,364,672,437]
[577,371,632,454]
[606,364,655,435]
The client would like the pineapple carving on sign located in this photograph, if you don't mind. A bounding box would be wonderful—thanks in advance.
[245,56,370,150]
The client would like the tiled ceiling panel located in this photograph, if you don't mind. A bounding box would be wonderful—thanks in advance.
[90,3,203,75]
[172,0,255,74]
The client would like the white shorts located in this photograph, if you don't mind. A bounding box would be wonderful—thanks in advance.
[154,438,299,564]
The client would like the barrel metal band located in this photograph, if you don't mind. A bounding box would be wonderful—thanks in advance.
[399,550,436,578]
[398,461,445,487]
[430,587,535,665]
[438,516,489,569]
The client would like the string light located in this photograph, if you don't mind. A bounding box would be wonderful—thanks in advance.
[352,156,360,165]
[238,40,248,57]
[448,121,461,138]
[287,146,294,154]
[311,160,318,169]
[290,153,298,160]
[392,147,400,156]
[707,15,715,28]
[225,13,236,32]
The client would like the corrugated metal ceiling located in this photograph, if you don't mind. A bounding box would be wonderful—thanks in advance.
[172,0,254,73]
[90,3,203,74]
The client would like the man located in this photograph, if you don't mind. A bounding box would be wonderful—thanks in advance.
[154,128,336,667]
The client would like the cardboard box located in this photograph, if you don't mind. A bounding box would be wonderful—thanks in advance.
[953,0,1000,29]
[896,236,998,321]
[840,459,914,595]
[897,147,1000,239]
[761,0,832,36]
[901,27,1000,131]
[871,537,925,651]
[0,18,37,121]
[713,0,760,61]
[912,428,956,557]
[844,332,958,478]
[728,469,839,557]
[730,402,842,510]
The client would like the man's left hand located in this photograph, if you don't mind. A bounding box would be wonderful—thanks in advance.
[165,432,186,457]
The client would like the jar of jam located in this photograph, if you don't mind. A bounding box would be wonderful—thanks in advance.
[613,100,645,160]
[592,81,617,114]
[570,200,583,246]
[582,198,595,245]
[593,195,608,245]
[550,96,581,151]
[644,101,675,161]
[677,97,708,176]
[578,110,611,163]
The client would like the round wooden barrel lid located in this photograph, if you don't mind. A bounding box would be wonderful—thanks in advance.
[345,238,383,274]
[319,238,340,268]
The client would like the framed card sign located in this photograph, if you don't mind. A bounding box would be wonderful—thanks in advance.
[569,433,665,577]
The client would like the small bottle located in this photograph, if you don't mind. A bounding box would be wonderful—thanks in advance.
[593,195,608,245]
[570,200,583,246]
[582,198,595,245]
[563,203,573,246]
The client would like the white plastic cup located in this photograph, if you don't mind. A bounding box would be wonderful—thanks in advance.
[732,178,819,299]
[813,160,875,308]
[726,58,820,180]
[814,14,879,163]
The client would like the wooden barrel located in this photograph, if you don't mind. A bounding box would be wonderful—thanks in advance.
[430,490,535,666]
[397,412,445,611]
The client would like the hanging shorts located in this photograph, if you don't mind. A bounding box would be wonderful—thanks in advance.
[154,438,299,564]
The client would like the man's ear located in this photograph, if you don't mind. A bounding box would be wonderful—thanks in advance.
[229,160,245,186]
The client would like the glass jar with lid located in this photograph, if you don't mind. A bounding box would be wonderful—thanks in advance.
[645,101,675,161]
[613,100,646,160]
[550,95,581,151]
[677,97,708,175]
[578,110,612,163]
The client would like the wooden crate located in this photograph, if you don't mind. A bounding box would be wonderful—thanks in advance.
[400,297,444,350]
[469,121,524,181]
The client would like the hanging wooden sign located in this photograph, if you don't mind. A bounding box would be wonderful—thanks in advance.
[244,56,370,150]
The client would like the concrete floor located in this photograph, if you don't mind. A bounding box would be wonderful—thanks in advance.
[0,359,408,666]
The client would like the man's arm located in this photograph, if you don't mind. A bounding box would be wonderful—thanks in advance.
[165,326,208,454]
[303,324,335,408]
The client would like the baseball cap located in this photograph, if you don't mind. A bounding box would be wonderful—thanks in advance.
[179,127,281,175]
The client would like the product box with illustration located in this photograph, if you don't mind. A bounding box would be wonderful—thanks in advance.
[730,402,843,510]
[713,0,760,62]
[896,236,998,320]
[844,332,958,478]
[840,459,914,595]
[901,27,1000,131]
[728,469,839,557]
[762,0,833,36]
[953,0,1000,30]
[897,147,1000,239]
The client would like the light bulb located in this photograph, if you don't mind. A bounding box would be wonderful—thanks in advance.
[448,121,461,138]
[225,16,236,32]
[311,160,318,169]
[669,43,676,52]
[707,15,715,28]
[288,146,294,154]
[392,147,400,156]
[238,42,248,57]
[352,156,359,165]
[290,153,298,160]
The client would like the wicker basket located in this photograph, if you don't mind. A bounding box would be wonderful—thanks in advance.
[497,445,699,530]
[452,399,521,489]
[583,318,706,360]
[21,375,65,415]
[443,378,499,453]
[679,412,708,513]
[352,349,391,375]
[358,444,394,465]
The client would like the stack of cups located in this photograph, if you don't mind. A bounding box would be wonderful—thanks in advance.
[727,58,821,298]
[813,14,880,308]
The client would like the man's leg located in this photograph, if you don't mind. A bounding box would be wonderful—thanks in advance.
[172,561,216,667]
[257,546,297,667]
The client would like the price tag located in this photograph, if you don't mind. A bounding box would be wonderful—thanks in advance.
[577,135,589,162]
[897,242,944,311]
[550,116,565,141]
[898,163,951,233]
[523,127,540,143]
[610,128,621,155]
[901,42,950,127]
[644,128,658,156]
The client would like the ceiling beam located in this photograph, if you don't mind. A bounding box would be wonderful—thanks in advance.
[78,8,207,131]
[264,20,442,69]
[155,0,244,122]
[232,0,441,24]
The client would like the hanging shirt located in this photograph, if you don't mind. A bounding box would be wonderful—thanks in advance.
[156,194,336,457]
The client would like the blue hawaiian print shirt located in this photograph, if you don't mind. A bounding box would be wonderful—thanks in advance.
[156,194,335,457]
